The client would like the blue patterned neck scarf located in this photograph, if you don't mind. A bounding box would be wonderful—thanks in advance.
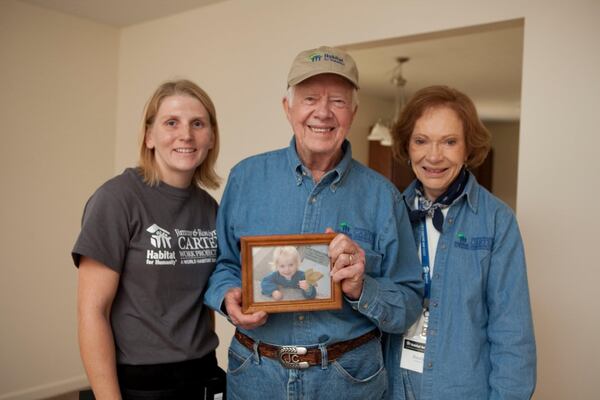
[407,167,469,233]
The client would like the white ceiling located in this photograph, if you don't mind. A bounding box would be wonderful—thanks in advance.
[19,1,523,120]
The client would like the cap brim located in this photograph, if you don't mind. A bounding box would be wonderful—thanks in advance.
[288,71,359,89]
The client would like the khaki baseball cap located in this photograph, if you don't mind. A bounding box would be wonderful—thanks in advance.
[287,46,359,88]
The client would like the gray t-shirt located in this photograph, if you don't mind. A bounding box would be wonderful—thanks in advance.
[72,168,219,365]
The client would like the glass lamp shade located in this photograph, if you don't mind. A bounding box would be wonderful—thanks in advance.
[368,121,393,147]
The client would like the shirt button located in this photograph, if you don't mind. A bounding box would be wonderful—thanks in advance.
[310,196,317,204]
[447,218,453,224]
[298,315,304,321]
[432,301,438,308]
[362,303,368,309]
[440,243,446,249]
[434,273,440,279]
[427,362,433,369]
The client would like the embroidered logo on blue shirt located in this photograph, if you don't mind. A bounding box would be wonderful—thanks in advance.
[338,222,375,245]
[454,233,493,251]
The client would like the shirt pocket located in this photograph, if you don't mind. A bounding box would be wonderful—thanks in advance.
[448,242,492,315]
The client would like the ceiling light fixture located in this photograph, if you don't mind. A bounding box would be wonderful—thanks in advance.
[367,56,410,147]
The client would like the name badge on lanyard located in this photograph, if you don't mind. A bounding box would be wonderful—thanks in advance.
[400,221,431,374]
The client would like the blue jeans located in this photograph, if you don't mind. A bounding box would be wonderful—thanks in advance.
[226,335,387,400]
[401,368,421,400]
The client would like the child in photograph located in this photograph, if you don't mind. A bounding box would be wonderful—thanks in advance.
[261,246,316,300]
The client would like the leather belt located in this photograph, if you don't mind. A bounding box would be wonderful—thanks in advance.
[234,329,378,369]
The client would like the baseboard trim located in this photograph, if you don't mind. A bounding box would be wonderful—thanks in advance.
[0,375,89,400]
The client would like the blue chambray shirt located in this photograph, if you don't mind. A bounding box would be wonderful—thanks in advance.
[384,174,537,400]
[205,138,423,345]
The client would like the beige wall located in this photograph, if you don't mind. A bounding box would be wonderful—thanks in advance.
[115,2,600,399]
[349,92,396,165]
[518,5,600,397]
[2,0,599,399]
[0,1,119,398]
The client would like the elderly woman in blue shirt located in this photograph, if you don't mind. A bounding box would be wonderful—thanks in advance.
[385,85,536,400]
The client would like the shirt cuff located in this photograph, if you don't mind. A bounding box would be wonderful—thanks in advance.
[345,275,377,314]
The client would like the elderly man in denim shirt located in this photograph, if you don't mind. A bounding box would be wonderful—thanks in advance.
[205,45,423,400]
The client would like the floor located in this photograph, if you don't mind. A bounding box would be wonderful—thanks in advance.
[44,390,81,400]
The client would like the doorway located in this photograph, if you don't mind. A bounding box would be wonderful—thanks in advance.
[345,19,523,210]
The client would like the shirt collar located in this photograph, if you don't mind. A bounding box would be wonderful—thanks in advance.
[286,136,353,190]
[404,171,479,213]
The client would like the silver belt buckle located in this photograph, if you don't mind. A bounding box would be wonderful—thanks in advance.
[278,346,310,369]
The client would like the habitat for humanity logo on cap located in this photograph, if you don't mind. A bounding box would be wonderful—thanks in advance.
[308,51,345,66]
[287,45,359,88]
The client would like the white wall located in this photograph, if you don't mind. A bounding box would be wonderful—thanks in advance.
[0,1,119,399]
[114,2,600,399]
[2,0,599,399]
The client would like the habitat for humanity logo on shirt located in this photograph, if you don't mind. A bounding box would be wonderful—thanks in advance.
[145,224,176,265]
[144,224,217,266]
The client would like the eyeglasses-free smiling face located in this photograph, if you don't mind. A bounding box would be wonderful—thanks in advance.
[276,253,300,280]
[283,74,357,175]
[409,106,467,201]
[145,95,214,188]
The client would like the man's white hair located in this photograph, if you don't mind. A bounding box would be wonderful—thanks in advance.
[286,84,359,111]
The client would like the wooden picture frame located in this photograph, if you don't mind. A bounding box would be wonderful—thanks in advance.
[241,233,342,314]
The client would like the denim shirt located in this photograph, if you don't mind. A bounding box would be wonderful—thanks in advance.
[205,138,423,345]
[261,270,317,299]
[384,174,537,400]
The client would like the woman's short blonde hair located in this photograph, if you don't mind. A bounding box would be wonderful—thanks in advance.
[138,79,221,189]
[392,85,491,169]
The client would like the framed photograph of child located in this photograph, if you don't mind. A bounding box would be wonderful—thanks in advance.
[241,233,342,314]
